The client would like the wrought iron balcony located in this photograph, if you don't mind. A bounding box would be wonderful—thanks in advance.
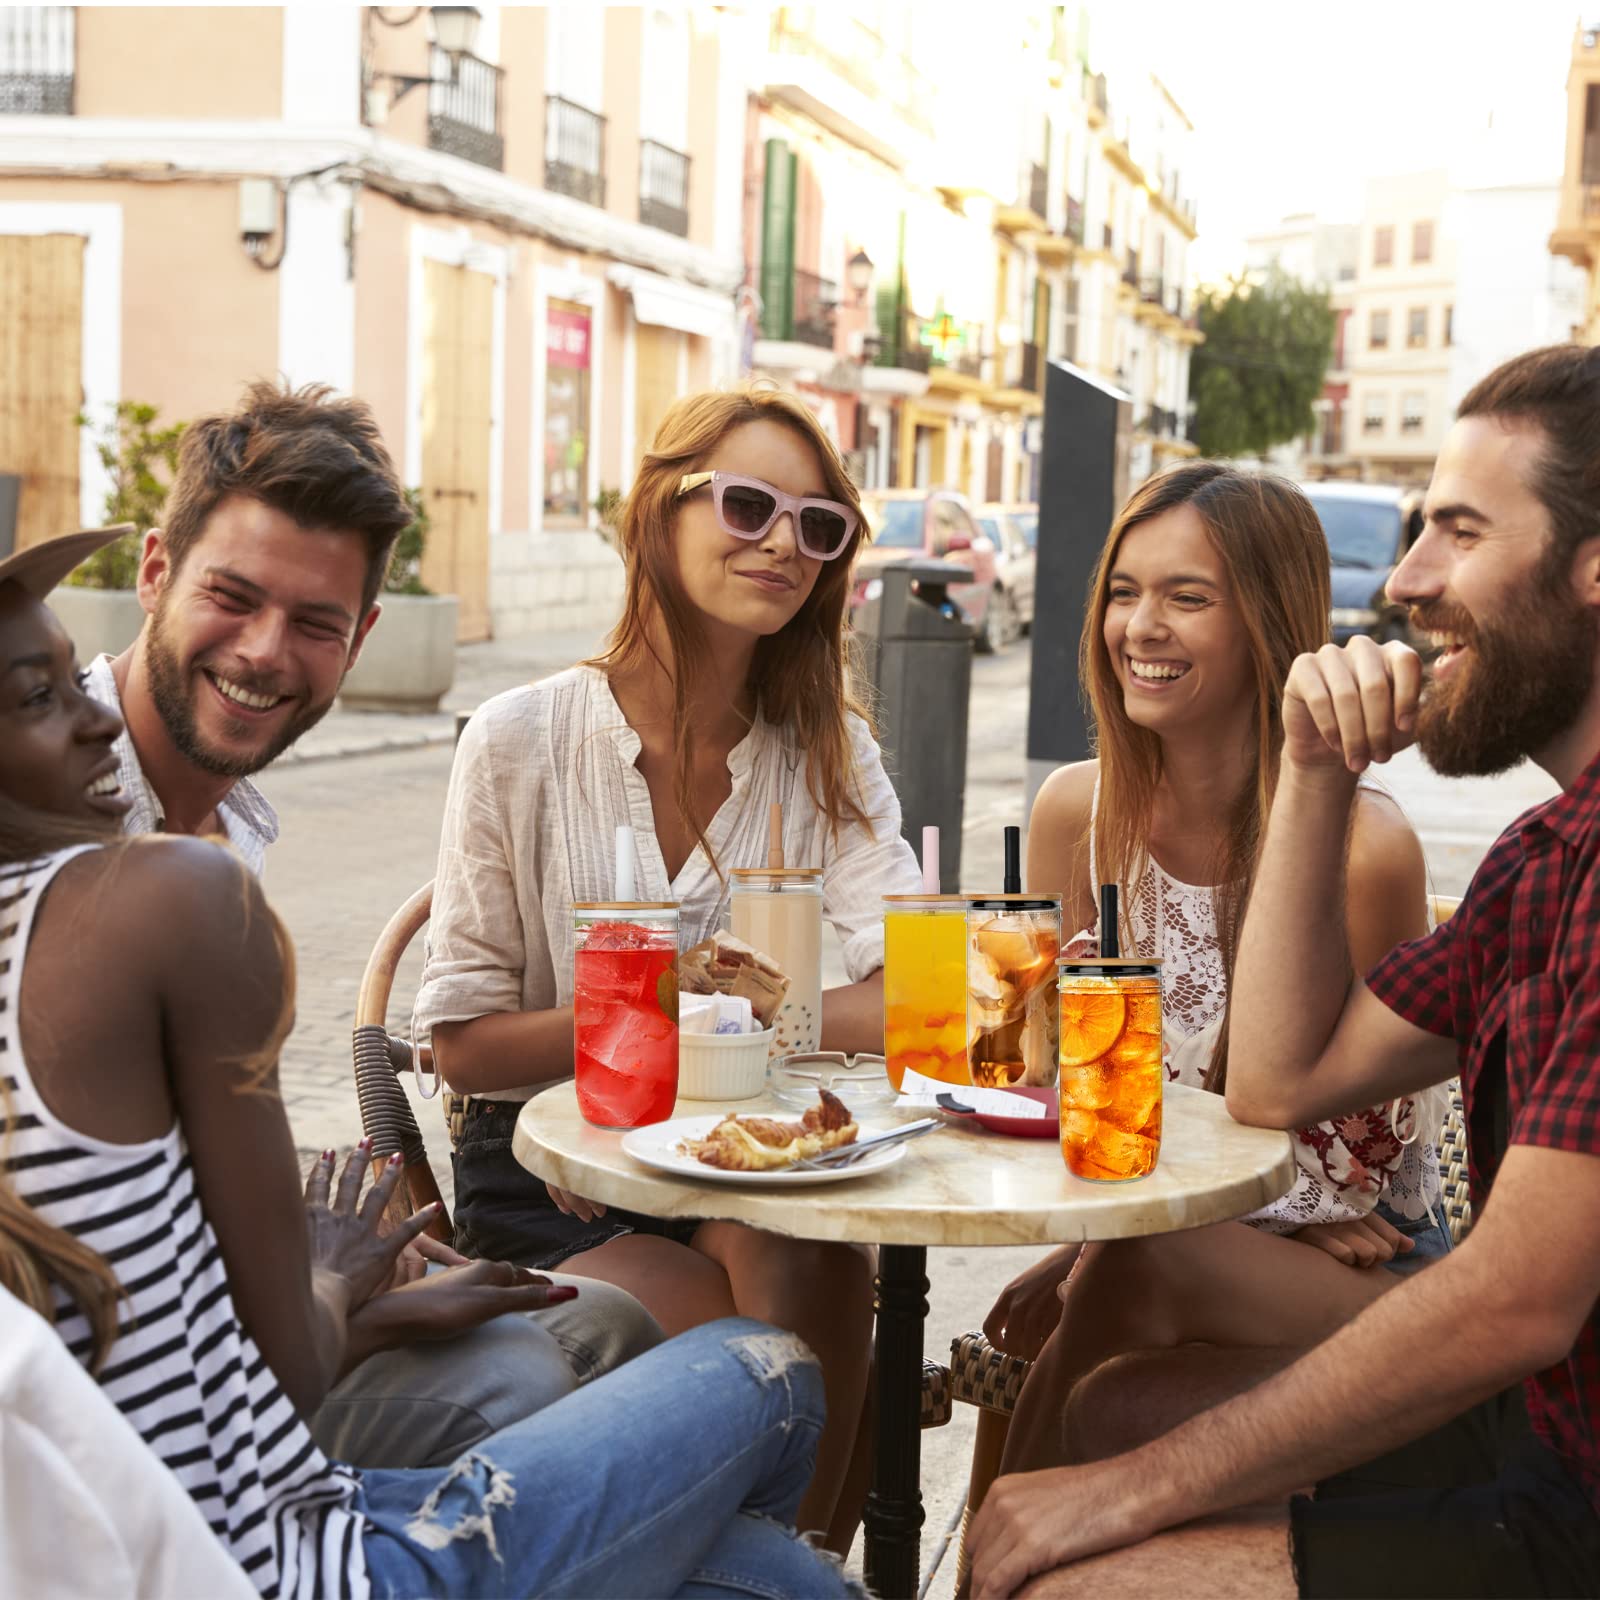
[1020,341,1043,393]
[428,50,503,170]
[792,269,838,349]
[0,6,73,114]
[1140,274,1164,305]
[1065,196,1085,245]
[1122,251,1140,288]
[546,95,606,208]
[875,310,932,373]
[1103,221,1115,252]
[639,139,690,237]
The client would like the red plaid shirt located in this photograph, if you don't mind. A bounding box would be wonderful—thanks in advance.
[1368,746,1600,1506]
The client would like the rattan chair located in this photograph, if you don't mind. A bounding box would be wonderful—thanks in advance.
[349,881,957,1425]
[947,892,1471,1580]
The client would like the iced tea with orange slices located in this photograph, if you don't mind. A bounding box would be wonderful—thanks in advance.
[1057,958,1163,1181]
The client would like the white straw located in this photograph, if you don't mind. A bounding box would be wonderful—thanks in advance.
[614,824,637,902]
[921,825,940,894]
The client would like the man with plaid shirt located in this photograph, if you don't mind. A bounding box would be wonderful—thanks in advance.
[970,343,1600,1599]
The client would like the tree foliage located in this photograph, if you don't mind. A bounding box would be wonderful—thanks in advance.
[1187,270,1336,459]
[384,487,433,596]
[67,401,186,589]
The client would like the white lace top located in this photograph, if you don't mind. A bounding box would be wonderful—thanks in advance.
[1080,783,1446,1232]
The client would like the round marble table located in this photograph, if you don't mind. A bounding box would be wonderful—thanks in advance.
[515,1082,1293,1598]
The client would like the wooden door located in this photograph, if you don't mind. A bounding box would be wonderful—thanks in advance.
[420,258,494,642]
[0,234,84,550]
[634,322,680,462]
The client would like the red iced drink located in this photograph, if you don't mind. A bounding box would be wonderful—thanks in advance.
[573,907,679,1129]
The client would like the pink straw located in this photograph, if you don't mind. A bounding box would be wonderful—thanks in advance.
[921,825,940,894]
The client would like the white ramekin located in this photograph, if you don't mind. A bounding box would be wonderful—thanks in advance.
[677,1027,777,1101]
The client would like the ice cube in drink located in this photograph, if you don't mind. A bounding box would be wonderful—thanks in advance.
[1057,960,1163,1181]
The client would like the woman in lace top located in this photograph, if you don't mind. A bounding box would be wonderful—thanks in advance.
[420,387,922,1550]
[988,461,1452,1473]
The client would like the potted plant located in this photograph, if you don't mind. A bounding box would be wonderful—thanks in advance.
[337,488,460,713]
[47,402,184,661]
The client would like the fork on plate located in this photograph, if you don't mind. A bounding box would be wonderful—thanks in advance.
[792,1118,941,1170]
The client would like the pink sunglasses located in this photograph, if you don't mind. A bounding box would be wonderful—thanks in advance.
[676,471,860,561]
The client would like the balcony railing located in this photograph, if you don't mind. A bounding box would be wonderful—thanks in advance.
[1027,161,1048,218]
[1065,195,1085,245]
[546,95,606,208]
[1102,221,1115,252]
[1122,250,1140,288]
[792,270,837,349]
[1140,274,1164,305]
[0,5,73,114]
[1583,132,1600,186]
[428,49,503,169]
[639,138,690,237]
[875,309,932,373]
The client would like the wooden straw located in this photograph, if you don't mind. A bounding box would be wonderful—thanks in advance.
[767,802,785,870]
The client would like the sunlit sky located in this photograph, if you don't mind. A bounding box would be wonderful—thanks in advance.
[1100,0,1586,280]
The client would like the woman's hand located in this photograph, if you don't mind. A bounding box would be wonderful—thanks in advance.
[1288,1214,1414,1269]
[386,1230,470,1292]
[546,1183,607,1223]
[983,1244,1081,1360]
[303,1143,444,1312]
[347,1260,577,1358]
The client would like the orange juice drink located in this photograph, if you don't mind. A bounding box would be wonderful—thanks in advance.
[884,895,1062,1090]
[1057,959,1163,1181]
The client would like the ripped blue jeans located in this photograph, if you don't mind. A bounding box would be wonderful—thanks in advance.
[358,1317,860,1599]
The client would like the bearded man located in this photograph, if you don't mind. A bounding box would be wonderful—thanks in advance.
[969,344,1600,1600]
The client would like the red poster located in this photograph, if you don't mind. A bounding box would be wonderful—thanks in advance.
[548,304,591,369]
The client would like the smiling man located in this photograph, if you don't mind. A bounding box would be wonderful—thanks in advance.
[92,381,408,867]
[968,344,1600,1599]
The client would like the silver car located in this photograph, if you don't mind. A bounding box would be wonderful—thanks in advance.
[975,503,1038,651]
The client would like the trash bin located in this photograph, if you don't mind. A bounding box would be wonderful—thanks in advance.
[856,558,974,892]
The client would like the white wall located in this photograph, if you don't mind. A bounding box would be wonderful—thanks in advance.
[1448,182,1588,411]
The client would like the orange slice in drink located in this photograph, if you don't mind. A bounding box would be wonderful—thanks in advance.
[1058,990,1127,1068]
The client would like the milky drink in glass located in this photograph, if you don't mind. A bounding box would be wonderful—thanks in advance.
[729,868,822,1060]
[573,902,680,1129]
[1057,958,1163,1181]
[883,895,1062,1090]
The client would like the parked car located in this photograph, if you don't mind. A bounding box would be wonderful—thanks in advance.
[975,502,1038,647]
[850,488,1004,650]
[1299,482,1426,647]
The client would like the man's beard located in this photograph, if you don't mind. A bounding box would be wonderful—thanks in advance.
[1412,549,1597,778]
[144,603,335,780]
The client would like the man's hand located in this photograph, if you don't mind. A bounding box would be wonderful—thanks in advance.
[1282,637,1423,775]
[983,1245,1080,1361]
[1288,1214,1415,1269]
[968,1464,1154,1598]
[547,1183,607,1222]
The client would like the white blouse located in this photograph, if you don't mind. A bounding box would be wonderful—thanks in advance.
[414,665,922,1101]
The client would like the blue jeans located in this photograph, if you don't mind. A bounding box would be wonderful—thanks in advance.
[1374,1198,1454,1278]
[358,1318,859,1599]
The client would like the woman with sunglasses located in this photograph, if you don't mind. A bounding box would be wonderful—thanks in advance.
[417,385,921,1548]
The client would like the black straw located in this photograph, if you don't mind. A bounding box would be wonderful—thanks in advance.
[1099,884,1120,959]
[1003,826,1021,894]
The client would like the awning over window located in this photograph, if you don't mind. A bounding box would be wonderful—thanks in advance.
[607,265,733,339]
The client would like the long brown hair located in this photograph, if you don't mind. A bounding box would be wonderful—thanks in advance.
[1080,461,1331,1088]
[589,385,875,869]
[0,798,125,1370]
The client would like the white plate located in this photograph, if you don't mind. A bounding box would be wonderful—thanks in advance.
[620,1114,910,1187]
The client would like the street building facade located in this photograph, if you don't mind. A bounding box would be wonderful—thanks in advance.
[1549,18,1600,343]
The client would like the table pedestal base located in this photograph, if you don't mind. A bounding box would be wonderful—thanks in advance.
[864,1243,928,1600]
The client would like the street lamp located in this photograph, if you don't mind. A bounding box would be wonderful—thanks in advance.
[847,248,875,305]
[365,6,482,126]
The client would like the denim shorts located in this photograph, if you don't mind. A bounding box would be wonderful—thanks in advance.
[451,1098,702,1270]
[1374,1198,1454,1277]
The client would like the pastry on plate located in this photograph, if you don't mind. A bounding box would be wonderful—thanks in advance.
[681,1088,858,1171]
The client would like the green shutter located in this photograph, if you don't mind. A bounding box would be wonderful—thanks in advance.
[760,139,796,341]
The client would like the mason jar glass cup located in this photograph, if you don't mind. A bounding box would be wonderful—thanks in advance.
[728,868,823,1060]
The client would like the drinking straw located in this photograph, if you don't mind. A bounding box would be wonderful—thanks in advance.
[768,802,785,871]
[921,825,941,894]
[1003,826,1021,894]
[1099,883,1120,959]
[614,824,637,902]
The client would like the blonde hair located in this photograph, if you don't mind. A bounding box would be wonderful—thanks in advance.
[1080,461,1332,1088]
[589,385,875,870]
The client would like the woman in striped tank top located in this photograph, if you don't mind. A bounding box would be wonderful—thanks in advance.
[0,553,856,1597]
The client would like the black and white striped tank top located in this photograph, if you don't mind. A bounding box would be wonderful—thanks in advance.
[0,847,369,1598]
